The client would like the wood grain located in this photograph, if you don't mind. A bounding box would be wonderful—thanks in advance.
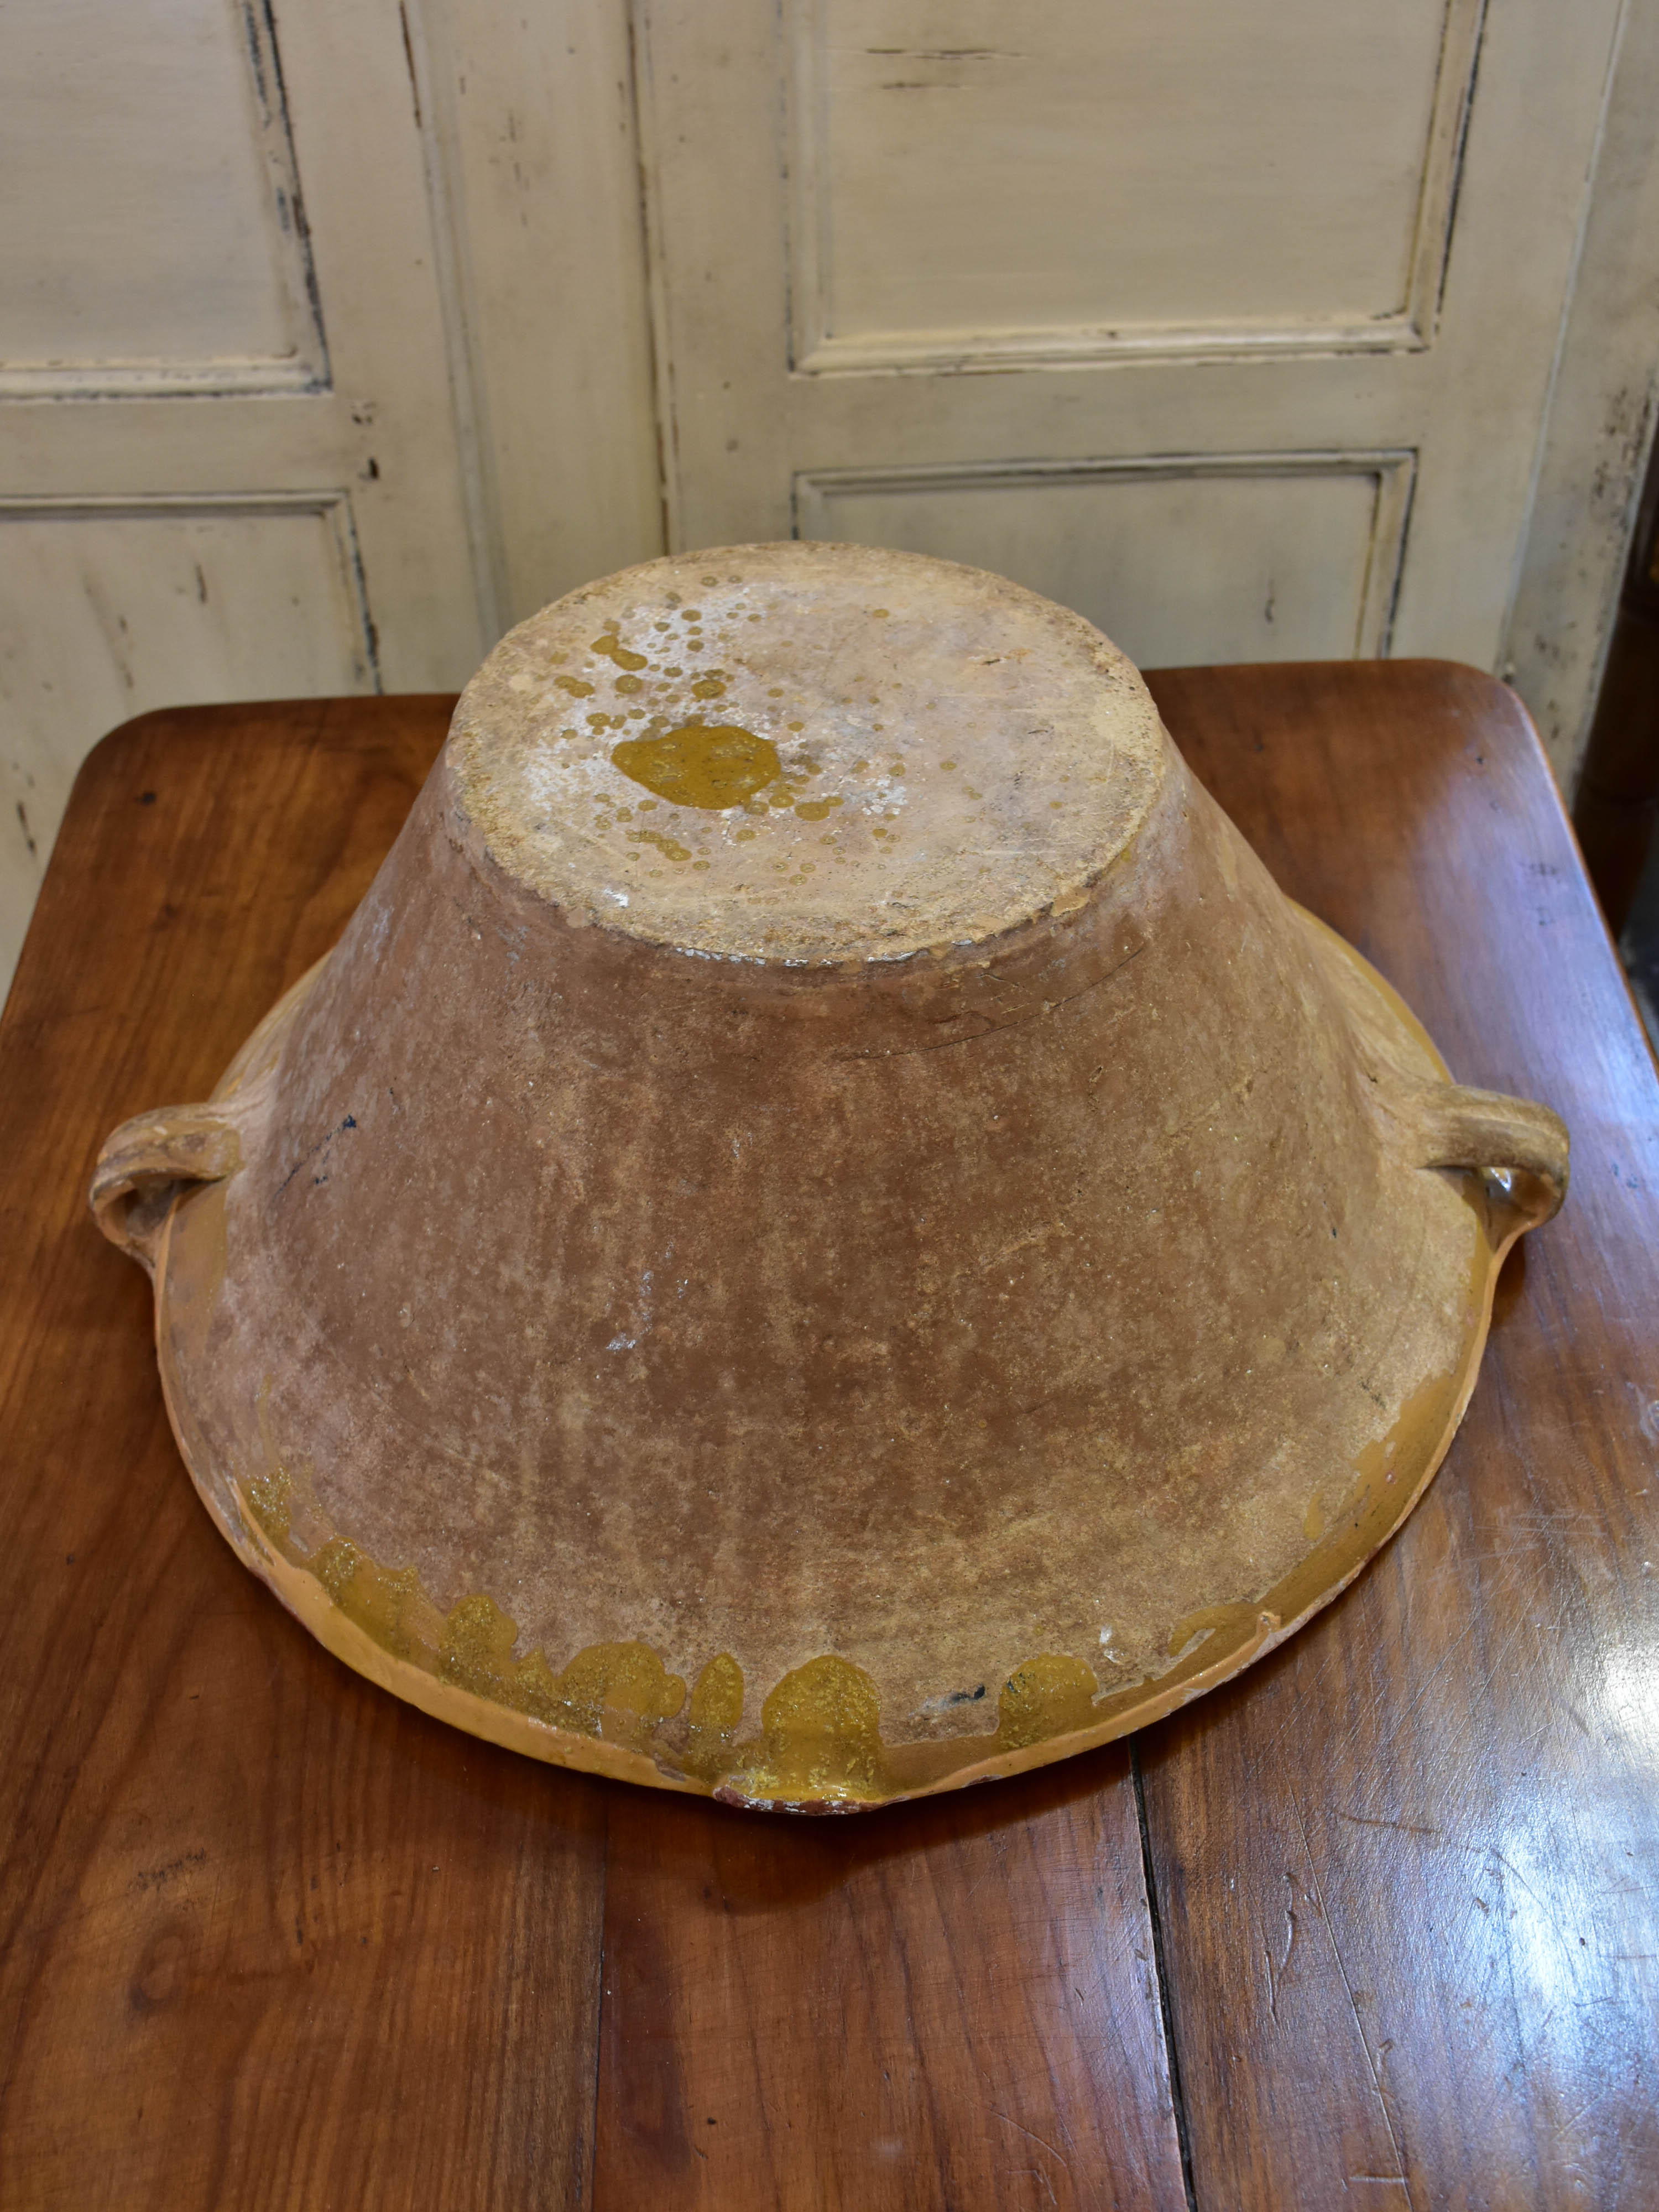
[593,1746,1186,2211]
[0,700,609,2212]
[1140,661,1659,2212]
[1,666,1653,2210]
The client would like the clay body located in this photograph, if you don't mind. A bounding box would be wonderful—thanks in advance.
[92,545,1567,1808]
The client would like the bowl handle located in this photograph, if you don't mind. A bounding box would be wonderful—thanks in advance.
[90,1105,244,1275]
[1408,1082,1569,1232]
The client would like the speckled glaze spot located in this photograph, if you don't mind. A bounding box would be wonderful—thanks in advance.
[448,541,1164,964]
[612,722,781,810]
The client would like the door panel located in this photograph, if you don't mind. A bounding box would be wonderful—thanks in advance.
[797,451,1413,664]
[789,0,1476,367]
[0,493,374,965]
[0,0,481,997]
[1,0,322,394]
[637,0,1625,676]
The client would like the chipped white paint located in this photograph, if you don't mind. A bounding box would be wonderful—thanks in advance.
[395,0,664,631]
[796,452,1415,667]
[1502,0,1659,785]
[0,0,322,397]
[0,494,374,978]
[785,0,1484,371]
[635,0,1646,707]
[0,0,483,1002]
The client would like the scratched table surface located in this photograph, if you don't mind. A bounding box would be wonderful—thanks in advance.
[1,663,1655,2211]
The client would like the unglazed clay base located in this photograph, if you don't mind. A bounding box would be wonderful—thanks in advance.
[94,545,1568,1811]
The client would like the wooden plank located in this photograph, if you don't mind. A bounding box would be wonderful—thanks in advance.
[1138,661,1659,2212]
[0,495,379,999]
[0,699,613,2212]
[593,1744,1188,2211]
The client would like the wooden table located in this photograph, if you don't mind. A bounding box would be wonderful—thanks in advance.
[2,665,1655,2211]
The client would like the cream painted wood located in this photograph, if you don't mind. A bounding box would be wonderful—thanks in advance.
[4,0,1657,1009]
[398,0,665,633]
[787,0,1479,371]
[1504,0,1659,783]
[635,0,1629,681]
[797,453,1413,668]
[0,495,372,973]
[0,0,483,1000]
[1,0,322,395]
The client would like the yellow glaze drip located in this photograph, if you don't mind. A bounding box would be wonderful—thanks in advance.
[436,1590,686,1749]
[234,1442,1276,1802]
[314,1538,424,1660]
[314,1536,363,1603]
[994,1654,1100,1750]
[612,722,781,810]
[227,1433,1418,1807]
[439,1591,518,1692]
[755,1655,886,1800]
[538,1641,686,1747]
[684,1651,746,1778]
[246,1462,292,1541]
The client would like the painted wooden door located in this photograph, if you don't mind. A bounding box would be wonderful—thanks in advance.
[4,0,1656,998]
[632,0,1632,670]
[0,0,483,991]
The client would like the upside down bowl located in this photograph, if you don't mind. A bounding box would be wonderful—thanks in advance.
[92,544,1568,1811]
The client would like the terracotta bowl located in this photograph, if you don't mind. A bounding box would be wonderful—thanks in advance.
[92,544,1568,1811]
